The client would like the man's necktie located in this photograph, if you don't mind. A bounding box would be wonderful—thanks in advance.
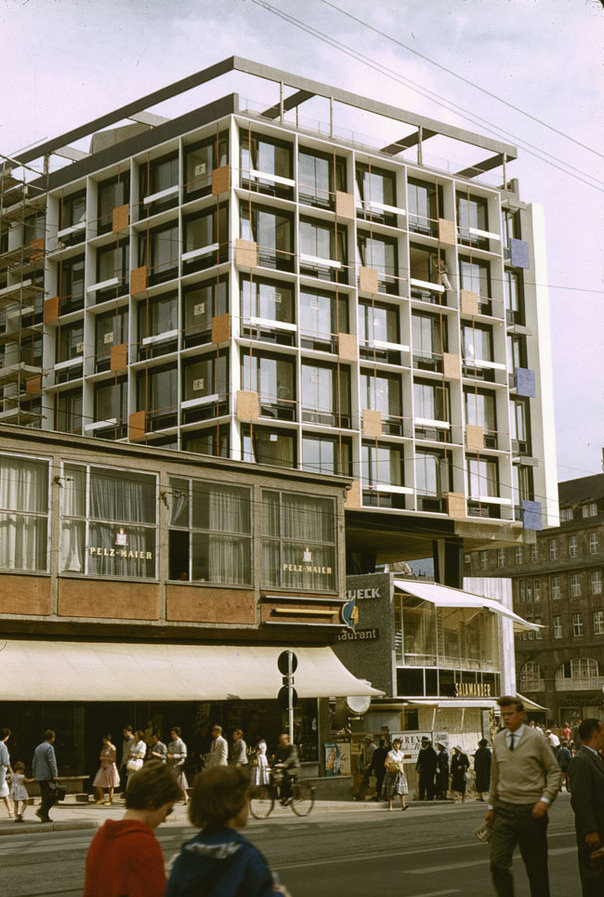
[509,734,515,751]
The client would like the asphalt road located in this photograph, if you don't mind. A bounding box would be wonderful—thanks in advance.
[0,795,580,897]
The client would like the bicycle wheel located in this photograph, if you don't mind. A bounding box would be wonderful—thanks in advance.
[249,785,274,819]
[291,781,314,816]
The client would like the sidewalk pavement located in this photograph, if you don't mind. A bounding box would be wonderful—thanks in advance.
[0,794,484,837]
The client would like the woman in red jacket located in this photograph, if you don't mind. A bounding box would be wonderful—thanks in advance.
[83,760,181,897]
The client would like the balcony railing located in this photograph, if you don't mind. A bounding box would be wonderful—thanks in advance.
[555,676,604,692]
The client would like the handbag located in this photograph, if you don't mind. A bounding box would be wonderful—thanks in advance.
[127,758,143,773]
[48,781,67,802]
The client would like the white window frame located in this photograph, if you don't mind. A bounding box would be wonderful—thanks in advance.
[570,573,582,598]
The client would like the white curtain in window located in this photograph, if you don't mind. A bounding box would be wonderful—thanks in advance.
[0,459,48,572]
[61,469,85,572]
[207,488,250,583]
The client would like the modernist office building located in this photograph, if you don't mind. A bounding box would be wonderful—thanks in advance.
[465,473,604,724]
[0,57,558,585]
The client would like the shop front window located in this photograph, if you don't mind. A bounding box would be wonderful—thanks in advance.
[262,490,336,592]
[168,478,251,584]
[61,464,157,578]
[0,455,48,572]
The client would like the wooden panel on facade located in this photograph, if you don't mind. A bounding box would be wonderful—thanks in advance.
[0,574,51,616]
[110,343,128,372]
[166,585,255,624]
[128,411,147,442]
[345,481,362,509]
[466,424,484,452]
[460,289,479,316]
[26,375,42,394]
[44,295,60,323]
[359,266,379,294]
[438,218,456,246]
[28,237,45,262]
[212,165,231,196]
[212,313,231,345]
[130,266,148,295]
[443,352,461,380]
[236,390,260,421]
[112,204,129,233]
[362,408,382,438]
[446,492,466,519]
[335,191,355,221]
[234,239,258,269]
[338,332,357,361]
[58,578,160,620]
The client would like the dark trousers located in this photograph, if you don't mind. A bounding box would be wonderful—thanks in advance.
[418,773,434,800]
[38,781,55,820]
[490,800,550,897]
[576,839,604,897]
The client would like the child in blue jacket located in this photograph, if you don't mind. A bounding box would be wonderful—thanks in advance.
[165,766,290,897]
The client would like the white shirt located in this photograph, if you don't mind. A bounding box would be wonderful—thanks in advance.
[505,724,525,750]
[547,732,560,747]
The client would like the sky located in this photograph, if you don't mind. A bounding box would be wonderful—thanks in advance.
[1,0,603,484]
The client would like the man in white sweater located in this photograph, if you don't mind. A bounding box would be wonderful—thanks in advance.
[206,724,228,768]
[486,696,562,897]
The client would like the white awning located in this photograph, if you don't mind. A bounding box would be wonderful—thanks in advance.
[0,640,382,702]
[402,698,498,709]
[393,579,540,632]
[516,692,549,712]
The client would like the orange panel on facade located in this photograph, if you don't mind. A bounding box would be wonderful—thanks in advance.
[112,204,129,233]
[212,165,231,195]
[44,296,60,323]
[0,575,51,616]
[130,266,148,295]
[58,578,160,620]
[129,411,147,442]
[212,313,231,344]
[110,343,128,371]
[166,585,255,624]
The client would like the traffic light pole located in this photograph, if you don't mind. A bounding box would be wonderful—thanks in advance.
[287,650,294,739]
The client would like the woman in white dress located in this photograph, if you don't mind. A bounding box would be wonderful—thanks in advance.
[92,734,121,805]
[251,737,270,786]
[126,729,147,786]
[381,738,408,811]
[0,728,14,818]
[167,727,189,804]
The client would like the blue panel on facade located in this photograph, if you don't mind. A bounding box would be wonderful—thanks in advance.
[515,367,536,397]
[522,500,543,531]
[509,238,530,269]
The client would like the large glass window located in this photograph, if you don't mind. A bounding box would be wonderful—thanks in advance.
[240,132,293,198]
[412,312,447,371]
[467,457,499,499]
[58,255,85,314]
[300,289,348,351]
[415,381,450,442]
[183,205,228,271]
[457,193,489,247]
[358,300,400,363]
[511,398,531,454]
[97,173,130,235]
[464,388,497,447]
[61,463,156,578]
[138,293,178,360]
[60,191,86,244]
[241,352,296,421]
[300,219,348,283]
[95,308,128,372]
[504,270,524,324]
[301,436,351,476]
[355,163,396,224]
[262,490,336,592]
[57,321,84,365]
[0,455,48,572]
[357,233,398,293]
[360,371,403,434]
[168,477,251,584]
[242,426,296,469]
[415,450,451,510]
[301,361,350,428]
[95,241,129,302]
[463,324,493,366]
[298,149,346,209]
[183,427,229,459]
[139,223,179,285]
[407,179,443,236]
[183,277,228,348]
[139,153,179,213]
[93,378,128,438]
[362,443,406,508]
[460,258,491,312]
[184,133,228,199]
[182,351,229,422]
[240,277,295,346]
[240,204,293,271]
[56,389,82,434]
[137,365,177,431]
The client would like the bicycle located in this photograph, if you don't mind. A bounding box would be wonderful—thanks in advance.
[249,767,315,818]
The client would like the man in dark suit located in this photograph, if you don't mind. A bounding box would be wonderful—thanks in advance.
[416,736,437,800]
[568,717,604,897]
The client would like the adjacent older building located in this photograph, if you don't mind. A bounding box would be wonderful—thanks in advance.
[465,472,604,723]
[0,57,558,589]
